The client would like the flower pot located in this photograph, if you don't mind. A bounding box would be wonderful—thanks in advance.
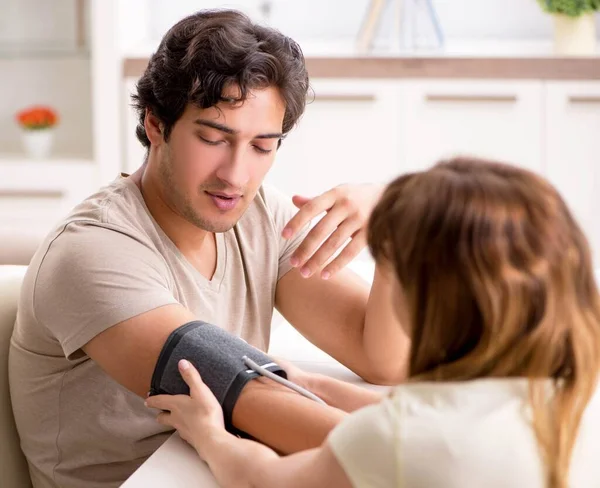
[553,13,597,56]
[21,129,54,159]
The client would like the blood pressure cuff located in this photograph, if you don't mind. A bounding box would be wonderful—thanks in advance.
[149,320,287,434]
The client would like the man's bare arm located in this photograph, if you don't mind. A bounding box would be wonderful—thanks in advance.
[81,304,344,453]
[302,373,384,413]
[82,304,195,397]
[276,358,384,413]
[275,264,409,385]
[231,377,345,453]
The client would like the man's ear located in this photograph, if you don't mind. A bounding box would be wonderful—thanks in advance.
[144,109,164,145]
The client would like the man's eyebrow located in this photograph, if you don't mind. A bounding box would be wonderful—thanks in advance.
[194,119,282,140]
[194,119,237,135]
[255,132,283,140]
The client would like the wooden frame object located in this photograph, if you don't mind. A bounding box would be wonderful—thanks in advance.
[356,0,388,53]
[312,94,377,102]
[0,189,64,199]
[124,56,600,80]
[425,94,518,103]
[75,0,86,48]
[568,96,600,104]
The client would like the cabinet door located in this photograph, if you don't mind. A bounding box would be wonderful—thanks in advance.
[545,82,600,264]
[123,77,146,174]
[0,160,95,234]
[399,80,544,174]
[266,79,402,198]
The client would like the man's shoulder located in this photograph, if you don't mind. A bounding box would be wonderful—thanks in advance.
[45,177,153,248]
[64,176,149,229]
[238,184,295,235]
[257,183,295,215]
[28,178,162,282]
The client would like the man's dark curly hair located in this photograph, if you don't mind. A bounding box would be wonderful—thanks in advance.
[132,9,309,149]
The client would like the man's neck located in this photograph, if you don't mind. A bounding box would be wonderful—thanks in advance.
[131,164,215,273]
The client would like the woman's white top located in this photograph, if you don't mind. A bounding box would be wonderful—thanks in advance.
[328,377,600,487]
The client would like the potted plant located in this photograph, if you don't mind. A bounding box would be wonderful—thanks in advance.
[15,105,59,159]
[537,0,599,55]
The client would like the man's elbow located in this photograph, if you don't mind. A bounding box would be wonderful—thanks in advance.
[360,363,407,386]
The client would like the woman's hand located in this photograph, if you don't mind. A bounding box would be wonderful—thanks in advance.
[145,359,226,458]
[272,356,312,390]
[283,183,384,279]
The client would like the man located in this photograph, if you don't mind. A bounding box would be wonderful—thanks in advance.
[9,9,408,488]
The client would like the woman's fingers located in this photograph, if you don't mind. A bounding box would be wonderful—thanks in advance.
[155,411,173,427]
[321,228,367,278]
[146,360,221,420]
[177,360,222,409]
[289,205,348,271]
[145,394,179,411]
[299,218,362,278]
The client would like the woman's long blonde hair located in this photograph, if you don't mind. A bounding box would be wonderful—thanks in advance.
[367,157,600,488]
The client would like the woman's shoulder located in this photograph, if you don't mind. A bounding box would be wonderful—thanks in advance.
[388,377,532,417]
[388,377,600,429]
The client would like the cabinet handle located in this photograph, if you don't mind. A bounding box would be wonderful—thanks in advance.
[425,94,518,103]
[312,94,376,102]
[0,189,64,199]
[568,96,600,104]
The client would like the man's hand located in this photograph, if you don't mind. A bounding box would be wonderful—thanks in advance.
[282,183,384,280]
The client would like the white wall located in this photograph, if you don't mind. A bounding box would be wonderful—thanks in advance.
[145,0,600,46]
[0,0,92,158]
[0,0,79,46]
[0,59,92,158]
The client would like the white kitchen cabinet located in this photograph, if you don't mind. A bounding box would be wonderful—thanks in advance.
[0,159,96,234]
[0,0,122,235]
[123,77,146,174]
[266,79,402,198]
[398,80,544,175]
[545,81,600,264]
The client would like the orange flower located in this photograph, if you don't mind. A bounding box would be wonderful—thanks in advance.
[15,106,59,130]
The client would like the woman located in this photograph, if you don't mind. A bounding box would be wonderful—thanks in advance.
[146,157,600,487]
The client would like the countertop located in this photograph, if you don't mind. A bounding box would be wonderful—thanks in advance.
[122,39,600,80]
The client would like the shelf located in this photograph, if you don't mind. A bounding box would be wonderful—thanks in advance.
[0,157,96,199]
[0,0,89,60]
[0,42,90,60]
[121,39,600,61]
[122,39,600,80]
[0,156,93,166]
[0,156,95,183]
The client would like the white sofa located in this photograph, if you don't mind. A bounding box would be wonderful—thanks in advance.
[0,265,32,487]
[0,230,43,266]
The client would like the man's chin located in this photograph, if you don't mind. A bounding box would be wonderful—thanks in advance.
[204,221,237,233]
[190,211,243,233]
[184,198,252,232]
[186,215,231,233]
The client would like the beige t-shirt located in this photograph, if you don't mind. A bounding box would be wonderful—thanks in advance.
[328,378,600,488]
[9,175,307,488]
